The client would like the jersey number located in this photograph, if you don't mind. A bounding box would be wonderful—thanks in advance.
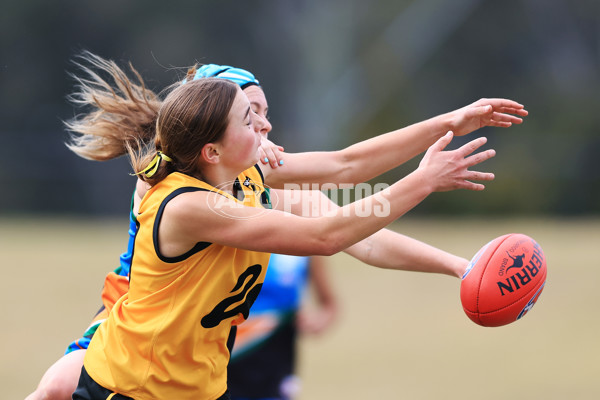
[201,264,263,328]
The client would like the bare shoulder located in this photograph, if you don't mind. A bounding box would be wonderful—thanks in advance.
[162,190,243,231]
[157,190,218,248]
[164,190,214,220]
[159,189,276,248]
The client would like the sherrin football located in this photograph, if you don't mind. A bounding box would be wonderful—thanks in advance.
[460,233,547,327]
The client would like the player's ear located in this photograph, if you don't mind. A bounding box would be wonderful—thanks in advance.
[201,143,220,164]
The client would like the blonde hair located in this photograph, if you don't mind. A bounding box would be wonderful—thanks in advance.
[65,52,239,186]
[65,51,161,161]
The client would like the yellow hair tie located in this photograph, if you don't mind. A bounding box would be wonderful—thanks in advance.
[136,151,173,178]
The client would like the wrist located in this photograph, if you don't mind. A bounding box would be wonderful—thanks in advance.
[411,166,435,197]
[453,257,470,279]
[432,112,454,136]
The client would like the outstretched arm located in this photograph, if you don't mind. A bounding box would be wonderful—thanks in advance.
[271,187,468,278]
[263,98,526,188]
[162,133,493,258]
[344,230,468,278]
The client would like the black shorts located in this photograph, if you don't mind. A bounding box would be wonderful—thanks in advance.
[72,366,231,400]
[72,367,133,400]
[227,317,297,399]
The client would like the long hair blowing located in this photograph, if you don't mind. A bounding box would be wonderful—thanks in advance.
[65,51,161,161]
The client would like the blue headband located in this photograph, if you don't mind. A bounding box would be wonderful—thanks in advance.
[188,64,260,89]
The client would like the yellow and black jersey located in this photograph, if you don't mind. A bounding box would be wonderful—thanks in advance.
[84,165,271,400]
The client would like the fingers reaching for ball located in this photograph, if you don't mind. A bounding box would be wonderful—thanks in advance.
[418,132,496,192]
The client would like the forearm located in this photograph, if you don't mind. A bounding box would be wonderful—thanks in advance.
[309,256,338,309]
[344,229,468,278]
[317,170,432,255]
[273,183,466,278]
[268,132,490,258]
[337,114,449,182]
[264,98,526,189]
[264,115,449,188]
[269,171,432,256]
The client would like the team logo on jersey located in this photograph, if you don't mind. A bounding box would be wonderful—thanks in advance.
[208,177,274,219]
[242,176,272,209]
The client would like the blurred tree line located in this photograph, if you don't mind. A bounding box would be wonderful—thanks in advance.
[1,0,598,217]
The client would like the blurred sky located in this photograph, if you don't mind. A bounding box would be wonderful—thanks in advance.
[1,0,598,216]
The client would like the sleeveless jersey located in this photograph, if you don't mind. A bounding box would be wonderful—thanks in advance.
[231,254,310,359]
[84,167,271,400]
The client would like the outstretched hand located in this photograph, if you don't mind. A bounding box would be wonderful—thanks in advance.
[418,131,496,192]
[449,98,528,137]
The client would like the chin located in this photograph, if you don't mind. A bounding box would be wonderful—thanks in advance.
[241,156,259,172]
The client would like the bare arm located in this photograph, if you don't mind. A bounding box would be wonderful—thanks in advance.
[161,168,430,257]
[344,230,468,278]
[160,133,493,259]
[263,98,527,188]
[271,187,467,278]
[308,256,338,312]
[296,256,340,334]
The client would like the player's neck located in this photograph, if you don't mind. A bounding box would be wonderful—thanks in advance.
[197,164,243,195]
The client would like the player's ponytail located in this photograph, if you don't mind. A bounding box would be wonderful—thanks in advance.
[65,52,238,187]
[65,51,161,162]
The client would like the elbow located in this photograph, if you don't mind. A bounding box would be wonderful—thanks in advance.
[319,245,340,257]
[345,237,375,266]
[332,150,362,185]
[314,232,347,256]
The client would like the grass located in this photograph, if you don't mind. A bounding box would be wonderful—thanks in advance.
[3,216,599,399]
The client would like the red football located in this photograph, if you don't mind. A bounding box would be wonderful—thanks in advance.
[460,233,547,327]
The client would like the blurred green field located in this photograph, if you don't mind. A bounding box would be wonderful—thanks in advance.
[2,217,599,399]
